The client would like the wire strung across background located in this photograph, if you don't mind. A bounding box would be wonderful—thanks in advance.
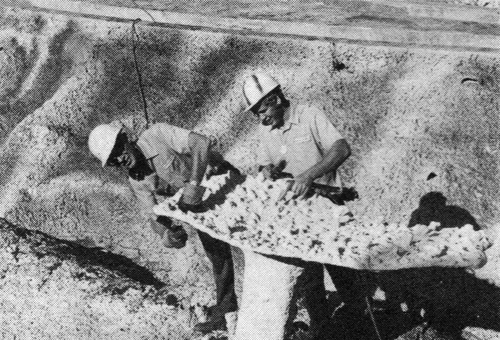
[131,19,150,128]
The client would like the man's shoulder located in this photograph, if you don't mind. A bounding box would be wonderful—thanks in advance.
[139,123,189,140]
[142,122,175,134]
[295,104,344,124]
[138,123,161,137]
[294,103,325,122]
[137,123,175,155]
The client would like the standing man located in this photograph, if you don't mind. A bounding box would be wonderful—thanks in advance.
[88,122,238,334]
[242,73,368,339]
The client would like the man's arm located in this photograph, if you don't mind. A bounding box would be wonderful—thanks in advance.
[129,174,187,248]
[290,107,351,197]
[291,139,351,196]
[187,132,210,184]
[129,174,165,234]
[177,132,211,212]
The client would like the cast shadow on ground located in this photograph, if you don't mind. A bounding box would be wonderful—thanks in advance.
[358,192,500,339]
[8,220,166,290]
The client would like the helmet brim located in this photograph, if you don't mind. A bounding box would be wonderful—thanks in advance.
[243,85,280,113]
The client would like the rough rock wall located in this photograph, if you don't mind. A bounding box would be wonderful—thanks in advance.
[0,7,498,288]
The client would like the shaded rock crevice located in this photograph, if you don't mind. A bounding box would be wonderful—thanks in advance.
[0,217,165,289]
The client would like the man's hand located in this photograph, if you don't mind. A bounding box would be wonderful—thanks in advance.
[154,216,188,249]
[277,172,314,200]
[162,225,188,249]
[179,183,207,213]
[259,164,275,180]
[260,160,289,181]
[291,172,314,197]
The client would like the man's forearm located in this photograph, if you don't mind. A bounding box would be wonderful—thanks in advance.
[188,132,210,184]
[305,139,351,180]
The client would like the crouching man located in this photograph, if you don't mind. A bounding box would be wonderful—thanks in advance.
[242,73,369,339]
[88,122,237,333]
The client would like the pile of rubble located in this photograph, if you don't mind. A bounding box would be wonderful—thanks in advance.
[154,173,491,270]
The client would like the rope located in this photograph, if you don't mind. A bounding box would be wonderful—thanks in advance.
[131,19,150,128]
[365,295,383,340]
[462,329,485,340]
[359,272,383,340]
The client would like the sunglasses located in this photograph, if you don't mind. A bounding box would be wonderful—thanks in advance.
[251,94,278,116]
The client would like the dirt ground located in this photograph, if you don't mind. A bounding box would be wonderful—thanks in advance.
[0,4,498,340]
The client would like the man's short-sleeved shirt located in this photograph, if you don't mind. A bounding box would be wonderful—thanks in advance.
[128,123,193,216]
[257,104,344,186]
[136,123,193,187]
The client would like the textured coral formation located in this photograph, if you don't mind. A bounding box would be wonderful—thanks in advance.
[154,173,491,270]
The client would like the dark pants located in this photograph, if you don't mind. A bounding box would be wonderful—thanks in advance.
[299,264,368,325]
[197,230,238,318]
[294,263,328,327]
[325,264,369,310]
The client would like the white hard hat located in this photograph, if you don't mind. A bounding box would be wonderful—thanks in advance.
[88,124,122,167]
[242,73,280,112]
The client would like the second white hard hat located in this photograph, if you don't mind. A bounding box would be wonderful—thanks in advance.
[242,73,280,112]
[88,124,122,167]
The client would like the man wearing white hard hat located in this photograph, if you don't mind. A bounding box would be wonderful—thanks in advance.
[243,73,369,339]
[88,123,238,334]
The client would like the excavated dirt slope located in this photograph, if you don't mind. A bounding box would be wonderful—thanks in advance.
[0,5,499,339]
[0,218,201,340]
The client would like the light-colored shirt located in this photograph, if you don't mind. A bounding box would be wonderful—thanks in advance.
[257,104,344,186]
[129,123,192,218]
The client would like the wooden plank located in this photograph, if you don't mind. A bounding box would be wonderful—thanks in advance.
[0,0,499,53]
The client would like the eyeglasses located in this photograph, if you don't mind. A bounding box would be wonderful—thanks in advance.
[106,141,125,167]
[251,94,278,116]
[106,156,120,167]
